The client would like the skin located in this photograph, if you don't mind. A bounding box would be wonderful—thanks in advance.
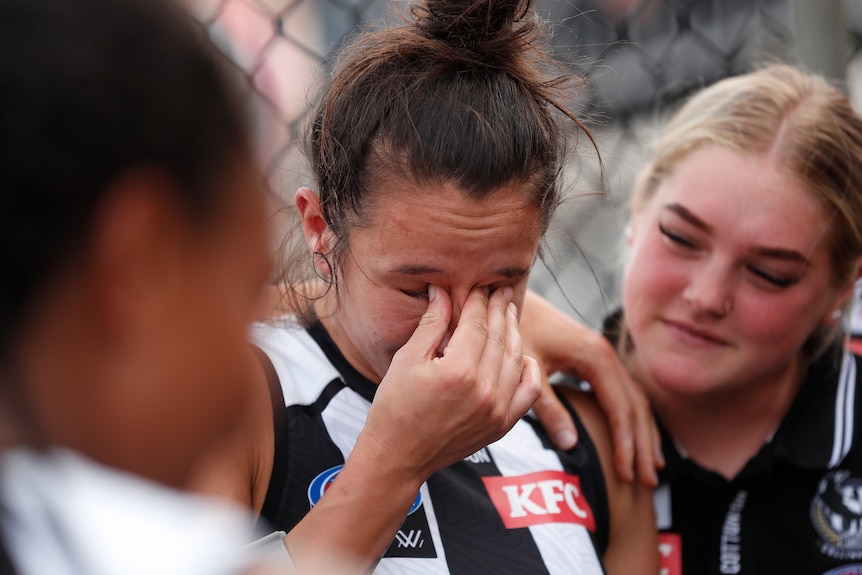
[190,181,547,572]
[5,160,271,488]
[310,181,541,380]
[260,276,665,486]
[623,145,858,478]
[5,154,544,574]
[295,178,656,574]
[520,290,663,485]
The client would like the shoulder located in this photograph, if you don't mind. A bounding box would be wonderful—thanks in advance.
[556,387,659,575]
[0,449,263,575]
[251,319,341,407]
[556,387,615,488]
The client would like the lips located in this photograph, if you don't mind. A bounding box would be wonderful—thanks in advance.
[661,319,730,347]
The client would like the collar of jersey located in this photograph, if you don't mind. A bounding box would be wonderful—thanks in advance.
[305,320,380,404]
[603,310,857,481]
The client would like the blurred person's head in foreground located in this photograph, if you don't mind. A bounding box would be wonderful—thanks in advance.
[0,0,271,487]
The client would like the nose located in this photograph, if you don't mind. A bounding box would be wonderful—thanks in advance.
[682,259,734,318]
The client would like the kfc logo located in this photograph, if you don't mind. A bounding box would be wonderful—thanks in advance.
[482,471,595,530]
[659,533,682,575]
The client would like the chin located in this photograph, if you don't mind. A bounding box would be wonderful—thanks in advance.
[643,355,726,398]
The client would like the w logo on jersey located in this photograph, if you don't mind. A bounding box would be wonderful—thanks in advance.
[483,470,596,531]
[394,529,424,549]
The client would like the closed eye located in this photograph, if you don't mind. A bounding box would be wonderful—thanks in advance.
[401,289,429,300]
[747,267,799,288]
[659,223,697,250]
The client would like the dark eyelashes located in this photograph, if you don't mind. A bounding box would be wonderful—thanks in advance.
[402,289,429,300]
[659,222,799,288]
[658,223,696,249]
[747,268,799,288]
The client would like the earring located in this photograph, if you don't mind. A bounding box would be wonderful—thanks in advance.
[624,226,633,241]
[832,309,843,320]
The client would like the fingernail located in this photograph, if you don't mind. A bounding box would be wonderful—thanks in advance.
[508,302,518,318]
[555,430,576,450]
[428,285,437,302]
[501,286,513,301]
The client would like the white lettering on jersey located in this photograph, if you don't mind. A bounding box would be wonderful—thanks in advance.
[719,490,748,574]
[484,471,595,530]
[464,448,492,464]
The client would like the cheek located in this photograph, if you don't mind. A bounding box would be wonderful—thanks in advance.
[733,290,826,352]
[623,236,685,325]
[343,285,425,352]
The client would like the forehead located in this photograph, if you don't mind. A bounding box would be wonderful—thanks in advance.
[652,146,830,246]
[350,179,543,273]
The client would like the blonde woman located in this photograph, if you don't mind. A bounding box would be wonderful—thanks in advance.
[547,64,862,574]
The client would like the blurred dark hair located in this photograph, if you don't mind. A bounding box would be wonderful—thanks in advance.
[0,0,251,357]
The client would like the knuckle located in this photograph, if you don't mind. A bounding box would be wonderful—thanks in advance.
[587,331,614,358]
[469,317,489,339]
[453,362,478,385]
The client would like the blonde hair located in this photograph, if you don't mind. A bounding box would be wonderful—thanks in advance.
[630,65,862,357]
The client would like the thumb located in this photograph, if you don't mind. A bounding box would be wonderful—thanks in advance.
[397,285,452,360]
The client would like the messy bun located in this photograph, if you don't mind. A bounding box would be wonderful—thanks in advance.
[412,0,534,68]
[287,0,595,318]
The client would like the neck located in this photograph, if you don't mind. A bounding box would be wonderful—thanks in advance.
[637,355,805,480]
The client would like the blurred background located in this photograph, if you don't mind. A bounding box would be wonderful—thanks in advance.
[189,0,862,330]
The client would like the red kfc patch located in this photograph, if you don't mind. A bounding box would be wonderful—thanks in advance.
[482,471,595,531]
[659,532,682,575]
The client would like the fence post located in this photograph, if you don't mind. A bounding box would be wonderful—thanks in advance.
[790,0,847,82]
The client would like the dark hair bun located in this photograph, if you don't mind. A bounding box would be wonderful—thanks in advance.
[411,0,535,64]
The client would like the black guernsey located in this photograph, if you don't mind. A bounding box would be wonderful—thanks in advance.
[605,313,862,575]
[253,320,610,575]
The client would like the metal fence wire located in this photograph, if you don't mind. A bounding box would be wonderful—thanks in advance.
[192,0,854,325]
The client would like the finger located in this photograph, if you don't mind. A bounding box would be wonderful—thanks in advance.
[532,375,578,450]
[508,355,542,422]
[632,391,659,488]
[397,285,451,360]
[475,287,515,390]
[443,287,492,363]
[654,420,666,469]
[591,371,636,484]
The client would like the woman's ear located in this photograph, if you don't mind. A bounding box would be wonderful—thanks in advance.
[295,187,333,278]
[823,257,862,326]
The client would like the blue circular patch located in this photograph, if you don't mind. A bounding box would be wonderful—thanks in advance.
[307,464,422,514]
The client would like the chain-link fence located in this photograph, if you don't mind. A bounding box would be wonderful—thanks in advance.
[192,0,858,326]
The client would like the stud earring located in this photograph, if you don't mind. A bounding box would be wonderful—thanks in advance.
[624,226,633,241]
[832,309,843,320]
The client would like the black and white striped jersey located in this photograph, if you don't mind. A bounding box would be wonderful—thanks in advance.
[253,319,610,575]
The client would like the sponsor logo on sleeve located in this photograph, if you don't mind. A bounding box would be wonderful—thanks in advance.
[659,532,682,575]
[482,470,595,531]
[308,465,437,559]
[308,464,422,514]
[812,470,862,560]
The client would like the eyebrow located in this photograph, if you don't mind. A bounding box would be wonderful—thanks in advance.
[391,264,531,280]
[662,203,810,265]
[750,247,810,265]
[663,203,713,233]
